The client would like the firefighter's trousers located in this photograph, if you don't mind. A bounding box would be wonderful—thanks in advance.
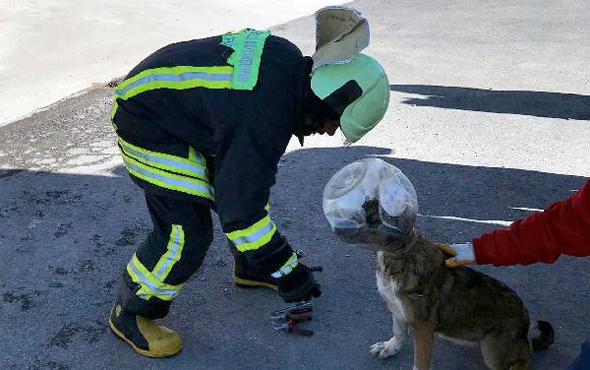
[116,191,213,319]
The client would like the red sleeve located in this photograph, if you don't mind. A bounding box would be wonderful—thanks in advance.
[473,179,590,266]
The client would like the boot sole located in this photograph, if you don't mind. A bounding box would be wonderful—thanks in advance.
[109,319,182,358]
[233,265,278,291]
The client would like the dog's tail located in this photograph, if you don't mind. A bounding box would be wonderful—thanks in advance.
[528,320,554,351]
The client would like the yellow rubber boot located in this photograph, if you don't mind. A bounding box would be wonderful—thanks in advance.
[109,304,182,358]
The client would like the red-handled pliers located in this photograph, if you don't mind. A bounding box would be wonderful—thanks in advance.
[271,301,314,336]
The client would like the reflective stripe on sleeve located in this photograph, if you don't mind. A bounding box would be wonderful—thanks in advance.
[270,252,299,278]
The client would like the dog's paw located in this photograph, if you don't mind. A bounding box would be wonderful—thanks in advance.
[370,339,401,358]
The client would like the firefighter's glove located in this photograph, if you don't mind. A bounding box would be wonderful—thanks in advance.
[278,263,322,303]
[436,242,475,268]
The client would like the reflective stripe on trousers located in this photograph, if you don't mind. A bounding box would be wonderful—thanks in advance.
[117,136,214,201]
[126,225,186,301]
[225,213,277,252]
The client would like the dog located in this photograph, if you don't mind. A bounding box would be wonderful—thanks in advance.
[359,200,554,370]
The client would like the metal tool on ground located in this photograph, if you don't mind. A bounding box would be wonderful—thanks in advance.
[271,301,314,336]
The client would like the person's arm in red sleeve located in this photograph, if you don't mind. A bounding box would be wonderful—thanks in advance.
[439,180,590,267]
[473,179,590,266]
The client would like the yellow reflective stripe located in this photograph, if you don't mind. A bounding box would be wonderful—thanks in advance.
[126,253,184,301]
[117,136,207,179]
[111,66,233,117]
[152,225,185,282]
[226,214,277,252]
[119,79,231,100]
[115,66,233,91]
[121,152,214,200]
[114,66,233,101]
[226,214,272,239]
[111,100,118,120]
[271,252,299,278]
[188,146,198,162]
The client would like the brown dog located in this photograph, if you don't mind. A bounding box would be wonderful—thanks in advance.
[358,200,554,370]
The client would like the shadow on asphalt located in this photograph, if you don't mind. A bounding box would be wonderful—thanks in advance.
[391,84,590,120]
[1,145,588,370]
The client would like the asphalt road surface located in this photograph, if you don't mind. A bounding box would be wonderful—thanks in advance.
[1,0,589,369]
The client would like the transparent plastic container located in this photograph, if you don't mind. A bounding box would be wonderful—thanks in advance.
[323,158,418,242]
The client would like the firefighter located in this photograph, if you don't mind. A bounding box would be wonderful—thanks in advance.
[108,28,390,357]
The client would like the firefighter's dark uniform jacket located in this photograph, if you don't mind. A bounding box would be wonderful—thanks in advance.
[111,30,318,317]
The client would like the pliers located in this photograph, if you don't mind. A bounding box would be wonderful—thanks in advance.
[270,301,314,336]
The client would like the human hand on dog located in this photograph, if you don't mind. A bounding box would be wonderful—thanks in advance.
[437,242,475,267]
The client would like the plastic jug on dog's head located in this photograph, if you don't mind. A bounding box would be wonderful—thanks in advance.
[322,158,418,242]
